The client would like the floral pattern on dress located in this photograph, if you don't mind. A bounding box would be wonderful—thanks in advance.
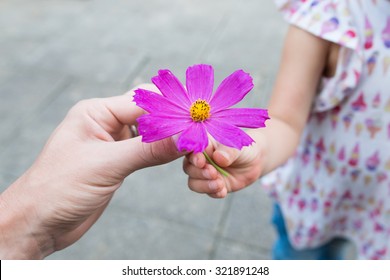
[263,0,390,259]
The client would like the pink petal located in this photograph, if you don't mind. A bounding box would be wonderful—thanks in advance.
[176,122,208,153]
[152,69,191,108]
[205,119,254,149]
[209,70,254,111]
[137,114,190,142]
[212,108,269,128]
[186,64,214,101]
[133,88,188,116]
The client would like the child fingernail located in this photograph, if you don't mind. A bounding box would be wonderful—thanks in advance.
[219,150,230,162]
[193,156,199,166]
[208,180,219,191]
[202,169,211,179]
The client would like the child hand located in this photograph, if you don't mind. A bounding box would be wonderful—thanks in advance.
[183,139,264,198]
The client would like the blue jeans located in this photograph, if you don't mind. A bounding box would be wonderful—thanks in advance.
[271,204,346,260]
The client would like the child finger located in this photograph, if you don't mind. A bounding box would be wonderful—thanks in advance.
[187,178,225,195]
[183,158,219,180]
[208,188,228,199]
[185,152,206,168]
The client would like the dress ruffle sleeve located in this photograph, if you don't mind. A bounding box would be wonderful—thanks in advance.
[274,0,364,112]
[274,0,359,49]
[313,47,363,112]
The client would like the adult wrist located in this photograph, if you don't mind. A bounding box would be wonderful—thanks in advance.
[0,175,54,259]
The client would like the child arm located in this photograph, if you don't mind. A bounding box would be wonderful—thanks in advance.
[183,25,332,198]
[259,25,331,174]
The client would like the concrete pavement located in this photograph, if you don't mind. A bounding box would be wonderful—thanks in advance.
[0,0,287,259]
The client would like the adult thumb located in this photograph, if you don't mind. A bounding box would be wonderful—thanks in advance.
[109,136,184,175]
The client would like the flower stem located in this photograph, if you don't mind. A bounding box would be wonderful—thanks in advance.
[203,151,230,177]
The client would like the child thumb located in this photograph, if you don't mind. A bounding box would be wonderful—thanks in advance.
[212,144,240,168]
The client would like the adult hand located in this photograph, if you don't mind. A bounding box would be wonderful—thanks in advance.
[0,87,182,259]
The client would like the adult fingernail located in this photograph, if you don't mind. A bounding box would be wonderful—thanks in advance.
[172,134,179,144]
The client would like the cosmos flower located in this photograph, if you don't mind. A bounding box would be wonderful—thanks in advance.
[133,64,269,154]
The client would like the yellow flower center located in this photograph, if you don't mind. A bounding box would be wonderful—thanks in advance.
[190,99,211,122]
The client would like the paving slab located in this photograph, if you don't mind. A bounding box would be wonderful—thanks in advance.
[0,0,288,260]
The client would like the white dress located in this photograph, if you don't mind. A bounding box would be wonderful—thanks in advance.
[262,0,390,259]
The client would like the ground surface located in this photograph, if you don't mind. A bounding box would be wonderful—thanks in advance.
[0,0,288,259]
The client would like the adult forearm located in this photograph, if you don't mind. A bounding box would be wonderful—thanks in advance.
[0,174,53,259]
